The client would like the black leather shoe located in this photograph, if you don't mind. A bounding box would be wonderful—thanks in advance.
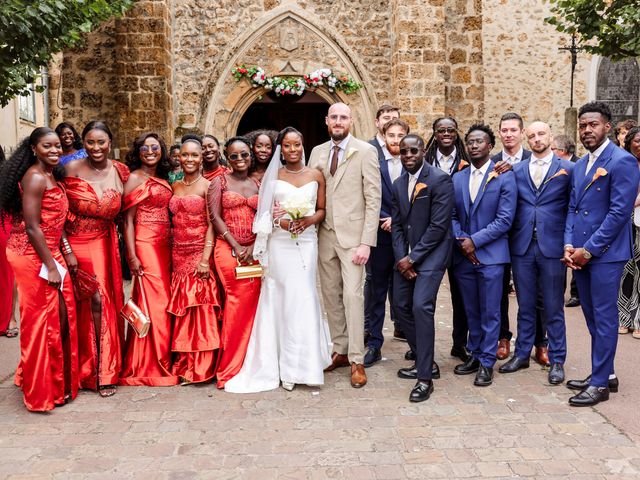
[397,364,417,379]
[363,347,382,368]
[548,363,565,385]
[454,357,480,375]
[569,385,609,406]
[450,345,470,362]
[566,375,618,393]
[393,328,407,342]
[474,365,493,386]
[565,297,580,307]
[404,349,416,361]
[432,361,440,380]
[409,380,434,403]
[498,356,530,374]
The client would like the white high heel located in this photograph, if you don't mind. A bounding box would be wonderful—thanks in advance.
[281,381,295,391]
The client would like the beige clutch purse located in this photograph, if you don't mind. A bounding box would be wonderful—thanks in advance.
[234,259,263,279]
[119,275,151,338]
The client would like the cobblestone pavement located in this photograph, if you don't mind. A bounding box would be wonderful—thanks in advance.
[2,282,640,479]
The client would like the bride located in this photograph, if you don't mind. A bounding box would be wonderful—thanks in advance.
[224,127,332,393]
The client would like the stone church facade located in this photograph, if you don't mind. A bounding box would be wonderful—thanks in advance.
[49,0,592,154]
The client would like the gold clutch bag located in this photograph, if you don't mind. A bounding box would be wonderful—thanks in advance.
[119,275,151,338]
[235,259,263,279]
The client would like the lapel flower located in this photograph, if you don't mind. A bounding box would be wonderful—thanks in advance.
[346,148,357,160]
[458,160,469,171]
[412,182,427,203]
[585,167,608,190]
[483,170,499,190]
[543,168,568,185]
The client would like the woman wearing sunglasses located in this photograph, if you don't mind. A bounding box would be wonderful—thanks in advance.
[208,136,261,388]
[119,132,178,387]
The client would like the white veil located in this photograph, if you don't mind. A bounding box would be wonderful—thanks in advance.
[252,145,283,267]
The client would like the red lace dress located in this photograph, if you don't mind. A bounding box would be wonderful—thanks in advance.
[63,161,129,389]
[6,185,79,411]
[167,195,221,383]
[0,216,13,333]
[211,175,261,388]
[119,177,178,386]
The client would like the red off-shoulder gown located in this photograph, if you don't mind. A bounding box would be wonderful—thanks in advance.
[63,161,129,389]
[119,177,178,386]
[6,185,79,411]
[168,195,221,384]
[0,217,14,333]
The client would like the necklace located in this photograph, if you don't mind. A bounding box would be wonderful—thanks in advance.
[285,166,306,174]
[183,174,202,186]
[89,160,109,175]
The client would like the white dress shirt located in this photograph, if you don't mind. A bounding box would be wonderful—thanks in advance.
[376,134,390,159]
[469,160,491,202]
[436,147,457,175]
[529,151,553,188]
[502,146,524,165]
[386,155,402,183]
[586,138,610,175]
[327,134,352,171]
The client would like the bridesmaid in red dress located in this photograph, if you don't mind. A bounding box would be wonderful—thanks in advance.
[0,146,18,338]
[0,128,79,411]
[63,121,129,397]
[168,139,221,384]
[202,135,226,181]
[209,136,261,388]
[119,132,178,386]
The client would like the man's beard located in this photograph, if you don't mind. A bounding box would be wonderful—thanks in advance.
[330,128,348,142]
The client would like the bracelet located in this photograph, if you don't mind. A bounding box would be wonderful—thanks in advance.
[198,262,209,268]
[62,247,73,255]
[273,217,282,229]
[205,240,214,247]
[221,230,229,238]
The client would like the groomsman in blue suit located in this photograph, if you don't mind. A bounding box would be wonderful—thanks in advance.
[564,102,640,406]
[452,124,517,386]
[392,134,454,402]
[499,121,573,384]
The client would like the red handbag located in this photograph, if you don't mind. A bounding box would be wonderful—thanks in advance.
[70,268,100,301]
[119,275,151,338]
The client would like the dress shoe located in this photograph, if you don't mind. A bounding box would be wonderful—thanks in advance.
[393,328,407,342]
[454,357,480,375]
[568,385,609,406]
[281,381,295,391]
[409,380,434,403]
[534,346,550,366]
[496,338,510,360]
[350,363,367,388]
[498,356,530,373]
[565,297,580,307]
[324,352,350,372]
[450,345,470,362]
[566,375,618,393]
[397,362,440,380]
[474,365,493,386]
[363,347,382,368]
[548,363,565,385]
[404,349,416,361]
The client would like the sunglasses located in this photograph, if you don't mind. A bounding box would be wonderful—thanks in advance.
[399,147,421,155]
[228,152,251,161]
[140,145,161,153]
[436,128,457,135]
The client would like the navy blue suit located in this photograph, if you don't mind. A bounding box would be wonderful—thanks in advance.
[564,141,639,388]
[392,163,454,380]
[364,138,402,349]
[452,162,517,367]
[510,156,574,364]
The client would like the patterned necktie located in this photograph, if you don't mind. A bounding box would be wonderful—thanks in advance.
[586,153,596,176]
[441,155,452,173]
[408,174,417,202]
[470,169,482,202]
[330,146,340,176]
[532,159,545,188]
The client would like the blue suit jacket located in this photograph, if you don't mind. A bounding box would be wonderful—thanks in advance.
[511,156,574,258]
[391,163,454,272]
[564,142,639,263]
[369,138,404,246]
[452,161,517,265]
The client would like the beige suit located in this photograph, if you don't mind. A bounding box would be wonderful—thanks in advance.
[308,135,381,364]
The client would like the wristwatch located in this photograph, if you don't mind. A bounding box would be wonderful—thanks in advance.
[407,256,415,265]
[583,248,592,260]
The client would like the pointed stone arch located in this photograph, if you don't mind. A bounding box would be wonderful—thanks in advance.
[201,6,378,140]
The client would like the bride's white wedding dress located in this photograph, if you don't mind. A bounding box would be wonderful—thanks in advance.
[224,180,332,393]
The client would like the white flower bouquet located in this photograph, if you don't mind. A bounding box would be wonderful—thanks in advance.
[279,192,314,239]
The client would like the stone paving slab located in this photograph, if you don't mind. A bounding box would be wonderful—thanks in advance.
[1,282,639,479]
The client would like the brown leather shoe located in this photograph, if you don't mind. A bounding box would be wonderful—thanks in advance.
[350,363,367,388]
[496,338,510,360]
[324,352,350,372]
[534,346,550,366]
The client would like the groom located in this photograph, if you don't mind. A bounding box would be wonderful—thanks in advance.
[309,102,381,388]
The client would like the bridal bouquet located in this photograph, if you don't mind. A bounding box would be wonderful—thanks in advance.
[279,192,314,239]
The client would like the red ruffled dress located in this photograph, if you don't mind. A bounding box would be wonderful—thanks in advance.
[168,195,221,383]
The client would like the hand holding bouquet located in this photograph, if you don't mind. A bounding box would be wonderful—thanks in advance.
[279,193,314,239]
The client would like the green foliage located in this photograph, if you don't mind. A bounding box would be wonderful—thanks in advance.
[0,0,133,107]
[546,0,640,61]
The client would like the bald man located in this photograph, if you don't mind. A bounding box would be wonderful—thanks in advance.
[499,122,574,384]
[308,102,381,388]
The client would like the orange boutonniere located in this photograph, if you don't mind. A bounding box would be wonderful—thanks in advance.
[543,168,569,185]
[458,160,469,171]
[412,182,427,203]
[585,167,608,190]
[483,171,499,190]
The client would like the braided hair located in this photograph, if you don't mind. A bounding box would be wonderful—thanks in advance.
[424,117,469,167]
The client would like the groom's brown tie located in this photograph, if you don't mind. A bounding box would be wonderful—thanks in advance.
[330,145,340,176]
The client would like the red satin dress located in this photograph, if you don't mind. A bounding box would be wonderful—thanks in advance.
[119,177,178,386]
[6,186,79,411]
[214,175,261,388]
[203,166,227,182]
[168,195,221,383]
[63,161,129,389]
[0,217,14,333]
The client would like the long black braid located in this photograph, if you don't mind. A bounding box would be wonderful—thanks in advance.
[424,117,469,168]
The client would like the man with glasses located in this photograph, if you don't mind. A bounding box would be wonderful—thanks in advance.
[452,124,517,387]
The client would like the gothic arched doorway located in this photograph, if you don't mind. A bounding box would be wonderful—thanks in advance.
[236,91,330,155]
